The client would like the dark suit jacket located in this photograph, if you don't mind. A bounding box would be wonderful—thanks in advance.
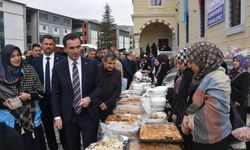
[31,54,64,86]
[51,57,101,124]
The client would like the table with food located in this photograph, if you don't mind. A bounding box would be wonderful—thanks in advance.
[86,71,183,150]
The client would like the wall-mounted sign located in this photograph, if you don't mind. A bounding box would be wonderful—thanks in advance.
[207,0,224,27]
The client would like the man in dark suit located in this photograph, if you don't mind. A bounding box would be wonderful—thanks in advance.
[52,33,101,149]
[31,35,68,150]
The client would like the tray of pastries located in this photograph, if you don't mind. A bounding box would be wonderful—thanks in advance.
[118,97,141,105]
[129,142,183,150]
[86,139,124,150]
[116,105,145,114]
[139,124,183,142]
[106,114,140,123]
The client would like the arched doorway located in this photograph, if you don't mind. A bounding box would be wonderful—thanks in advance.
[134,19,175,57]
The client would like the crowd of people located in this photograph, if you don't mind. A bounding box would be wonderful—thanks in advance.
[0,33,250,150]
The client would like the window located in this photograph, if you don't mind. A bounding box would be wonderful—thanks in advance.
[177,23,179,46]
[53,16,60,23]
[0,36,4,51]
[0,2,3,8]
[39,25,48,33]
[151,0,161,6]
[0,11,4,34]
[39,12,48,20]
[84,40,87,44]
[63,18,71,26]
[84,23,87,28]
[54,37,60,44]
[84,32,87,36]
[27,36,32,44]
[64,29,71,35]
[230,0,241,27]
[53,27,59,35]
[200,0,205,37]
[225,0,245,36]
[186,14,189,43]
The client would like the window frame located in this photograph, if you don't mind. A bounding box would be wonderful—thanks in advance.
[225,0,245,36]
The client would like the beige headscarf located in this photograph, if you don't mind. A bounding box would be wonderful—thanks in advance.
[187,42,224,85]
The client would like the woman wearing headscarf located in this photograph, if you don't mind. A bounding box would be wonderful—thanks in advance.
[0,44,46,150]
[150,54,170,86]
[229,54,250,124]
[181,42,232,150]
[170,47,194,150]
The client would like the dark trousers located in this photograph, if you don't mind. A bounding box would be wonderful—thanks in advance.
[16,124,47,150]
[39,99,68,150]
[64,112,99,150]
[192,135,230,150]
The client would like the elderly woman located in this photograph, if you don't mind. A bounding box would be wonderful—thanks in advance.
[181,42,232,150]
[0,44,46,150]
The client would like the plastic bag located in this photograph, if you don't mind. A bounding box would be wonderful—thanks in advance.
[232,126,250,141]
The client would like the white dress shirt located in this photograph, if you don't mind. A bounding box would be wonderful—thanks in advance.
[68,57,82,98]
[43,53,55,92]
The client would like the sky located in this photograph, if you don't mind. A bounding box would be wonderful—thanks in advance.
[12,0,133,25]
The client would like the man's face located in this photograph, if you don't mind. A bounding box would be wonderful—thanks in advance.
[88,51,96,59]
[32,47,42,57]
[101,49,108,58]
[104,58,116,72]
[64,38,82,61]
[41,38,55,55]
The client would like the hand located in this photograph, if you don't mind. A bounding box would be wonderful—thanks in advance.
[19,92,31,101]
[3,99,14,110]
[79,97,91,108]
[235,101,240,107]
[99,102,108,111]
[181,115,191,134]
[172,114,177,121]
[54,119,63,130]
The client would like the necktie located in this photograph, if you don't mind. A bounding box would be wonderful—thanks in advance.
[72,61,82,114]
[45,57,50,96]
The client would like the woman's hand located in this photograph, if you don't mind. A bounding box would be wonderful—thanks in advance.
[19,92,31,101]
[181,115,191,134]
[3,99,14,109]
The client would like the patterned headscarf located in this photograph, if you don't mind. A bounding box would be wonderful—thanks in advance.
[229,54,247,80]
[0,44,23,84]
[176,47,188,66]
[187,42,224,84]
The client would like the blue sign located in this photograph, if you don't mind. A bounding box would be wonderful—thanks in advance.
[207,0,224,27]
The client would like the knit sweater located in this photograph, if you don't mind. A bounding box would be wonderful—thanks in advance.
[187,67,232,144]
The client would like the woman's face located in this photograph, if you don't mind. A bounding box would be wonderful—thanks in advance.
[188,60,200,74]
[176,60,184,71]
[154,58,160,66]
[232,58,240,69]
[10,49,21,67]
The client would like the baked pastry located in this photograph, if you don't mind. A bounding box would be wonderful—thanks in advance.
[106,114,139,122]
[139,124,183,142]
[118,97,141,105]
[129,142,182,150]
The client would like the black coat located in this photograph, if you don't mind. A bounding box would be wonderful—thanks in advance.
[171,67,194,125]
[98,65,121,120]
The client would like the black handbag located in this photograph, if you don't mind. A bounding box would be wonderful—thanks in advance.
[229,101,244,130]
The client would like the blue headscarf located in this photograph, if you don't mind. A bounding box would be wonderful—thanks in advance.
[229,54,247,80]
[0,44,23,84]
